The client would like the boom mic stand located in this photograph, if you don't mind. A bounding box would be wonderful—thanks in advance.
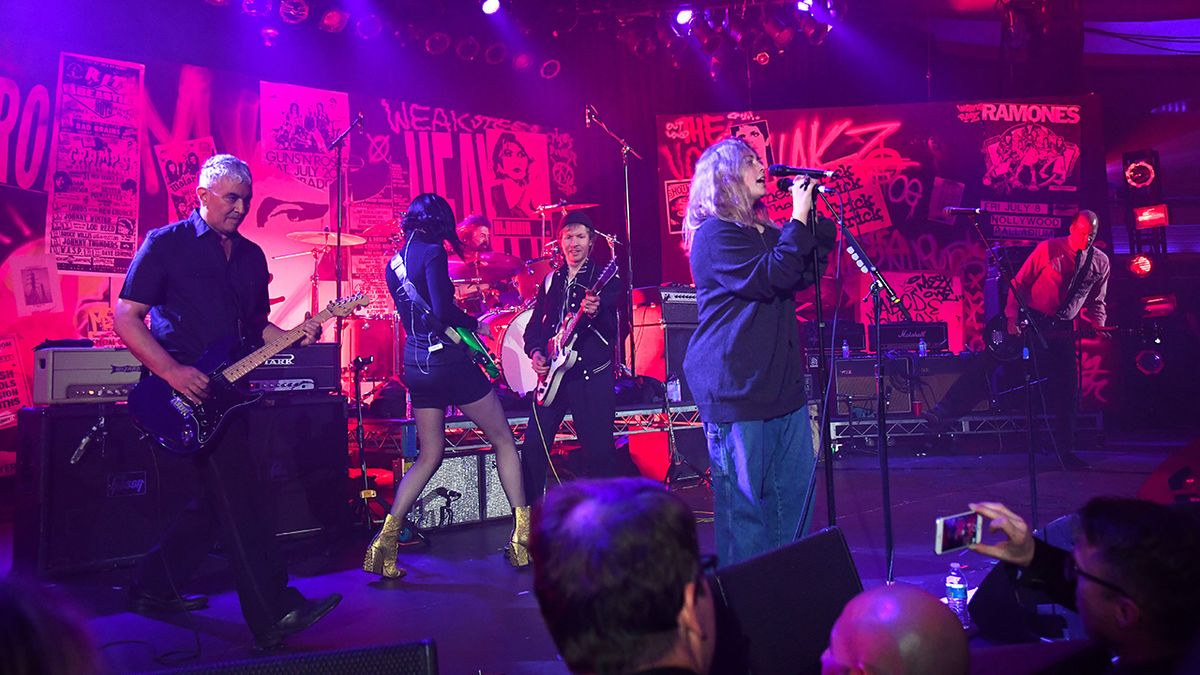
[585,103,641,377]
[329,113,363,345]
[963,216,1049,532]
[823,191,912,584]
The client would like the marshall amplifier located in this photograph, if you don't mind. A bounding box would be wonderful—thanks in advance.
[247,343,340,393]
[868,322,950,353]
[33,348,143,404]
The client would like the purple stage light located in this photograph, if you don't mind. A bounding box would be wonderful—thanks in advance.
[482,0,500,15]
[675,9,693,25]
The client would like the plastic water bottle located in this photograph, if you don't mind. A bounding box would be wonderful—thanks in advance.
[841,339,850,359]
[945,562,971,629]
[918,337,928,358]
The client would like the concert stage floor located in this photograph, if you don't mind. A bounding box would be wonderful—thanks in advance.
[1,431,1187,674]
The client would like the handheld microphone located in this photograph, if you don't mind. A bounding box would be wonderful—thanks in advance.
[768,164,835,179]
[777,178,837,193]
[943,206,988,216]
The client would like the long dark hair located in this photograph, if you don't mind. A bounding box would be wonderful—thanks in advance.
[402,193,463,257]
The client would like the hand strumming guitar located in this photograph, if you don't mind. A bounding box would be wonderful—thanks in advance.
[165,363,210,404]
[582,291,599,317]
[531,351,550,376]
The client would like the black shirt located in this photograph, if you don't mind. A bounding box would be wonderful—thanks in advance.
[523,257,622,376]
[385,232,478,367]
[685,216,835,423]
[119,209,270,365]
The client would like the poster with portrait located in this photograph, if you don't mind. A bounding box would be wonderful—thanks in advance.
[663,180,690,235]
[8,253,64,316]
[154,136,216,222]
[260,81,350,192]
[483,129,551,221]
[728,116,775,167]
[46,52,143,275]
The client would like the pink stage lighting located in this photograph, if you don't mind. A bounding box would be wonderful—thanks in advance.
[318,9,349,33]
[797,0,814,10]
[481,0,500,15]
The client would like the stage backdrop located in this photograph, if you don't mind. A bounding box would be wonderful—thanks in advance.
[655,97,1116,408]
[0,49,578,457]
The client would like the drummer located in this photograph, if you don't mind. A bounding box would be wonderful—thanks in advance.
[454,214,521,310]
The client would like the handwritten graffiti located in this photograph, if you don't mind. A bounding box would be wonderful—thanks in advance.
[887,174,924,221]
[1080,341,1113,405]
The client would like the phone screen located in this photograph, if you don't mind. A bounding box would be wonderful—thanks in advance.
[937,511,981,554]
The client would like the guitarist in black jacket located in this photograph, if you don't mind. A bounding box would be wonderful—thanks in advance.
[521,212,629,503]
[114,154,340,650]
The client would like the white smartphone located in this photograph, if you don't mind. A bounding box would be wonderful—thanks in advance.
[935,510,983,555]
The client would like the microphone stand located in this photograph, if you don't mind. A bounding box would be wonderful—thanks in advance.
[964,216,1048,532]
[823,191,911,584]
[586,104,641,377]
[329,114,362,345]
[807,193,837,530]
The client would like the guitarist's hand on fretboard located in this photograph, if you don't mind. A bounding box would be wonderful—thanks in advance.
[297,317,323,346]
[581,291,600,316]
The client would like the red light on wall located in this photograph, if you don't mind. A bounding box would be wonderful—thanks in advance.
[318,9,349,32]
[1141,294,1177,319]
[1129,254,1153,278]
[1133,203,1169,229]
[1125,160,1156,189]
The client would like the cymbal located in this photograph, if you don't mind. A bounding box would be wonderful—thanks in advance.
[533,201,600,214]
[361,218,401,236]
[286,231,367,247]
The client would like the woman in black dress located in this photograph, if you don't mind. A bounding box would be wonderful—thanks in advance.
[364,193,529,578]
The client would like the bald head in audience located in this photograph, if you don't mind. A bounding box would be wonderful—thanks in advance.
[822,585,968,675]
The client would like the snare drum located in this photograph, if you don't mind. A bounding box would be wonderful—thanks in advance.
[478,308,538,395]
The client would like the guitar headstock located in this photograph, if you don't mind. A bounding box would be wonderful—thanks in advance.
[327,293,371,317]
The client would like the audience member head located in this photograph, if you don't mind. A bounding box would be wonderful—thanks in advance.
[531,478,715,675]
[1071,497,1200,661]
[822,584,968,675]
[403,193,462,257]
[0,578,99,675]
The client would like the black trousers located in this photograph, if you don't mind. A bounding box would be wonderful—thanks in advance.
[520,365,630,502]
[936,332,1079,451]
[133,413,302,636]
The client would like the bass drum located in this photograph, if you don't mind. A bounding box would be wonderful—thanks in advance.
[478,308,538,395]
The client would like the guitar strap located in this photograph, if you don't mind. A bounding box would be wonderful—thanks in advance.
[387,252,449,337]
[1058,244,1095,319]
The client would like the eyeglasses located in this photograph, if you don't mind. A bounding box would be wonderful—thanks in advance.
[1064,555,1131,599]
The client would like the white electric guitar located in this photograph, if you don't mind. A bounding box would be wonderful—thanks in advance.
[534,258,619,407]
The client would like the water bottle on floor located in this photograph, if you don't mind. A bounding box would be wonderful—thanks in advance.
[945,562,971,628]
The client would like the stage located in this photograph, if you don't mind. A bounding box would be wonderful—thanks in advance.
[0,429,1185,674]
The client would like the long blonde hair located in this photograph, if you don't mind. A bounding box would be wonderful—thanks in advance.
[681,137,773,254]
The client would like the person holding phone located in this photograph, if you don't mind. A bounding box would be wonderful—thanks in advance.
[681,137,837,565]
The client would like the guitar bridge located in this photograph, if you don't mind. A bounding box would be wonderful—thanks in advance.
[169,395,194,418]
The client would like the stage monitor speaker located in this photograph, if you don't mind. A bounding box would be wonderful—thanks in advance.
[833,355,913,417]
[164,639,437,674]
[627,425,709,483]
[630,305,696,405]
[711,526,863,675]
[15,394,350,578]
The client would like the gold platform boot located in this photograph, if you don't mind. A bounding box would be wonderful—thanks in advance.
[363,513,407,579]
[505,505,532,567]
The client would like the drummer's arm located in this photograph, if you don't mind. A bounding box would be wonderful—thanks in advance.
[427,250,478,330]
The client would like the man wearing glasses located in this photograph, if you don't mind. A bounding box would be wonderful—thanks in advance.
[969,499,1200,672]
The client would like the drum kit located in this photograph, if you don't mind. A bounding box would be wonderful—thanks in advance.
[274,202,600,399]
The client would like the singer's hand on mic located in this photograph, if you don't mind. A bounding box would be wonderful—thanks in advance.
[789,178,819,223]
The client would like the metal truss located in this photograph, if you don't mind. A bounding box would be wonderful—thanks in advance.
[830,411,1103,444]
[358,404,703,455]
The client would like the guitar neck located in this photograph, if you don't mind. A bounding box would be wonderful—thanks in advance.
[558,265,617,345]
[220,307,334,383]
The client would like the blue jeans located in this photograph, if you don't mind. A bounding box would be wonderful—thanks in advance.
[704,406,817,566]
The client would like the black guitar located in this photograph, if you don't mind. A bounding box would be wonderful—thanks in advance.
[128,294,368,455]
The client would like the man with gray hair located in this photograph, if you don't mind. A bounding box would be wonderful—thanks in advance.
[115,154,339,650]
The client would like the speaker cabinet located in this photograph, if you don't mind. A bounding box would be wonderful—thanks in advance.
[164,639,437,674]
[832,355,913,417]
[910,353,989,413]
[15,394,349,578]
[630,305,696,404]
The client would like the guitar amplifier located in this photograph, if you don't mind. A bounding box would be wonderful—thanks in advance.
[633,284,698,325]
[247,343,340,393]
[868,322,949,353]
[832,355,913,417]
[804,322,867,352]
[33,348,143,405]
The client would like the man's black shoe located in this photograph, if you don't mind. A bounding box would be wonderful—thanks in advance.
[131,589,210,614]
[254,593,343,650]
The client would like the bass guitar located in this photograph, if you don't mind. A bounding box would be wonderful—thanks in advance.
[444,326,501,379]
[534,258,619,407]
[128,293,369,455]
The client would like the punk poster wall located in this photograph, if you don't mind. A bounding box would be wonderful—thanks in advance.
[46,52,144,275]
[656,97,1098,354]
[153,136,216,222]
